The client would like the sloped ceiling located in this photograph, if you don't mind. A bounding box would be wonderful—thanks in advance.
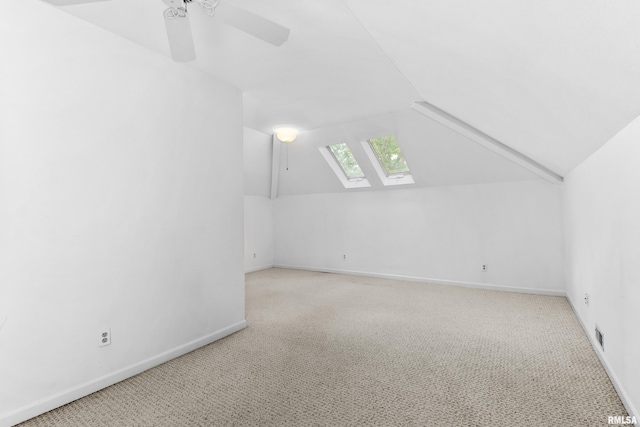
[275,110,541,197]
[41,0,640,187]
[344,0,640,175]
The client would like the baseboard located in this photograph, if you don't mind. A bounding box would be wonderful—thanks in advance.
[245,264,274,273]
[273,264,565,296]
[566,297,637,420]
[1,320,247,427]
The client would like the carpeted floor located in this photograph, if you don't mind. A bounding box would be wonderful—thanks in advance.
[19,268,626,426]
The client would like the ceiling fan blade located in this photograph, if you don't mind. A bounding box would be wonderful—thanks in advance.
[42,0,112,5]
[215,1,289,47]
[164,10,197,62]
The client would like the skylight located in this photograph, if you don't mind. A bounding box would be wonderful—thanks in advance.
[328,143,365,180]
[319,143,370,189]
[360,135,414,186]
[368,135,411,176]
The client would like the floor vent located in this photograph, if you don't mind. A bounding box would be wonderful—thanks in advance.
[595,326,604,351]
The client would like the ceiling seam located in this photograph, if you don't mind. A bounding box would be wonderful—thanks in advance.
[340,0,422,100]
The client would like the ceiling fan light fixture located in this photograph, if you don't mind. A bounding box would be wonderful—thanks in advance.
[197,0,220,16]
[44,0,290,62]
[275,128,297,143]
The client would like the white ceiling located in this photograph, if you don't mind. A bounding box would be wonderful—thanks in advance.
[344,0,640,175]
[44,0,640,185]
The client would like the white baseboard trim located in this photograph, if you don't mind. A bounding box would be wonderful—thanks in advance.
[1,320,247,427]
[273,264,565,297]
[566,297,637,420]
[245,264,274,273]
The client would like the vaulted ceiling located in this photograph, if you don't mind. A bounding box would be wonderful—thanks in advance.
[44,0,640,190]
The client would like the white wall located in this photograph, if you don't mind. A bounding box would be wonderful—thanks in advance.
[274,181,563,293]
[274,180,564,294]
[243,127,272,198]
[243,128,274,272]
[563,116,640,417]
[244,196,274,272]
[0,2,245,425]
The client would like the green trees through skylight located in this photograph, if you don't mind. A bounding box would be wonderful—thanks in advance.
[369,135,410,176]
[328,143,365,180]
[323,136,412,187]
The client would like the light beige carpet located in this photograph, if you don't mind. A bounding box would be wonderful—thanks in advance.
[19,268,626,426]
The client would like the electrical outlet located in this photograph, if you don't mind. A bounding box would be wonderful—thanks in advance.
[584,293,589,305]
[99,328,111,347]
[253,253,256,258]
[595,326,604,351]
[481,264,487,272]
[343,254,346,261]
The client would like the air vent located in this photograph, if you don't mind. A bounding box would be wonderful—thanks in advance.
[595,326,604,351]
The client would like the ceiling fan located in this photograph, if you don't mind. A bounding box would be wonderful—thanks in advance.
[43,0,290,62]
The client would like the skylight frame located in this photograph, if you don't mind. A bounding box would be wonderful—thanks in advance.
[319,144,371,189]
[367,135,411,178]
[360,136,415,187]
[327,143,366,181]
